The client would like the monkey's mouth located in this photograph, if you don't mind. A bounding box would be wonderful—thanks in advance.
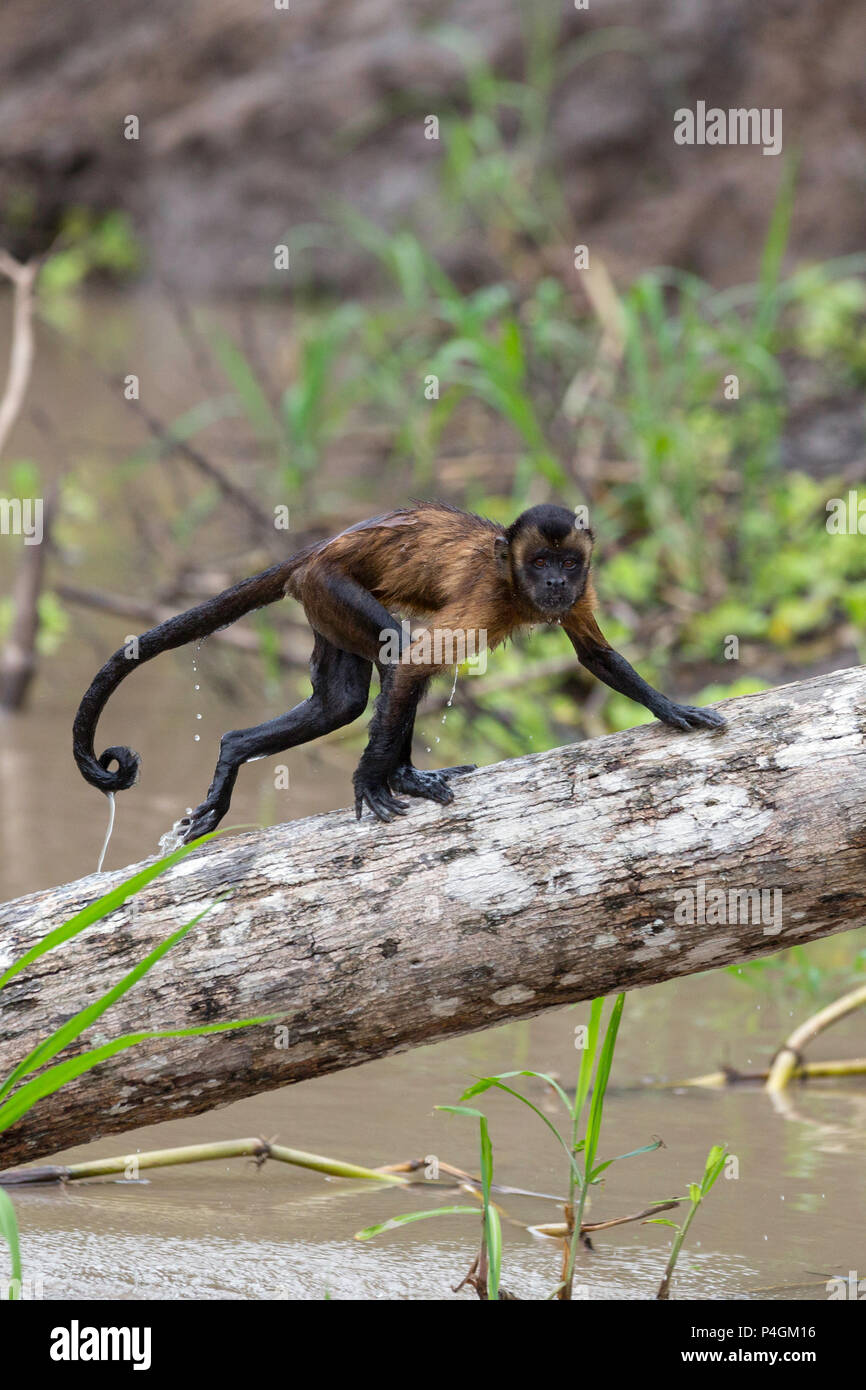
[535,594,574,616]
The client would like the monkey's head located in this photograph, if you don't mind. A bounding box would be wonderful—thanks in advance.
[495,504,594,619]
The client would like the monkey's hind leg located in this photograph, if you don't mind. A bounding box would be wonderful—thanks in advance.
[353,665,475,820]
[177,635,371,843]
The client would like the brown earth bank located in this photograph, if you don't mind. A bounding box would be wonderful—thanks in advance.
[1,0,864,293]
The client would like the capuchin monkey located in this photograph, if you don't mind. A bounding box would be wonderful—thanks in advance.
[73,502,726,841]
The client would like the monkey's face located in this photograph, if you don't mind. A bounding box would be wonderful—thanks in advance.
[496,513,594,619]
[517,541,590,617]
[496,506,594,619]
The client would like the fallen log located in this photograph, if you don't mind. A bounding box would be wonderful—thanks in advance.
[1,665,864,1167]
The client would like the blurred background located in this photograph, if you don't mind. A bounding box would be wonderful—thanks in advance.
[0,0,864,1301]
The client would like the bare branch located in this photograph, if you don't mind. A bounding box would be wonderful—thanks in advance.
[0,251,39,459]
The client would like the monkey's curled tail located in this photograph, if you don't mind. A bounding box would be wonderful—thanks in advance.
[73,556,306,796]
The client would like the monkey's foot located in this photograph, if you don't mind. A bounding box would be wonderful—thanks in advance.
[662,704,727,732]
[353,775,408,822]
[388,763,476,804]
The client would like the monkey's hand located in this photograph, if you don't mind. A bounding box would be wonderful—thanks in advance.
[659,703,727,732]
[389,763,476,805]
[176,798,226,844]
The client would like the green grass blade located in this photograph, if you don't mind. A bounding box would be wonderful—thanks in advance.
[0,834,217,991]
[478,1113,493,1209]
[451,1083,578,1180]
[485,1203,502,1301]
[355,1206,480,1240]
[0,897,228,1103]
[210,331,281,449]
[754,154,799,345]
[589,1137,663,1180]
[0,1189,21,1299]
[574,997,603,1124]
[461,1069,573,1117]
[584,993,625,1174]
[0,1017,273,1134]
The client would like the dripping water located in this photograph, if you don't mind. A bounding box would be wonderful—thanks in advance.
[193,652,203,741]
[96,791,116,873]
[435,666,459,743]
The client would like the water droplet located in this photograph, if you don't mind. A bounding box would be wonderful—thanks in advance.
[194,734,200,742]
[196,713,202,720]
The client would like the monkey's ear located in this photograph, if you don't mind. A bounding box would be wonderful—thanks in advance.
[493,535,510,573]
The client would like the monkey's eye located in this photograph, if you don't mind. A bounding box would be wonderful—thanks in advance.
[563,558,578,570]
[532,557,546,568]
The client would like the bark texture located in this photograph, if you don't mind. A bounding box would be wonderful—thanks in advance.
[0,665,864,1167]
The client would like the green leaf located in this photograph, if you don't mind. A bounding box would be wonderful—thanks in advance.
[604,1137,664,1165]
[701,1144,728,1196]
[355,1206,480,1240]
[460,1069,573,1117]
[435,1104,486,1120]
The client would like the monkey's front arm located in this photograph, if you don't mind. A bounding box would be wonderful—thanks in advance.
[568,630,726,732]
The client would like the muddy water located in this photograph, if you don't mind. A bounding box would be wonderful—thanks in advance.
[8,976,866,1302]
[1,294,864,1300]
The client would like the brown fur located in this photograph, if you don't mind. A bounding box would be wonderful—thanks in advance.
[288,502,599,666]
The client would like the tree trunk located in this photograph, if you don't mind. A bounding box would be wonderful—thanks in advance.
[1,665,863,1168]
